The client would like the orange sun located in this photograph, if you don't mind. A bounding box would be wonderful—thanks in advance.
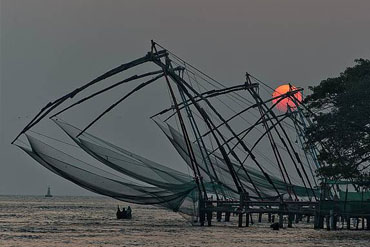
[272,84,302,112]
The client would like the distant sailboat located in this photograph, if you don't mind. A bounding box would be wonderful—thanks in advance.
[45,186,53,197]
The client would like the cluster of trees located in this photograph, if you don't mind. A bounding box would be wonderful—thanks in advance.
[304,59,370,184]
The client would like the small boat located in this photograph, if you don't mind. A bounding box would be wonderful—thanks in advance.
[45,186,53,197]
[116,206,132,219]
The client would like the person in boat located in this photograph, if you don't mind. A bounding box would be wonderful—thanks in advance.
[116,205,122,219]
[116,206,127,219]
[121,207,127,218]
[116,205,131,219]
[126,206,132,219]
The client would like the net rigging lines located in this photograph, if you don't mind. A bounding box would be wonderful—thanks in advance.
[12,41,321,225]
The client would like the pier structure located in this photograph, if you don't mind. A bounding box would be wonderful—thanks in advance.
[199,198,317,228]
[198,198,370,230]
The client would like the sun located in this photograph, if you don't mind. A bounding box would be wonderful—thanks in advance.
[272,84,302,112]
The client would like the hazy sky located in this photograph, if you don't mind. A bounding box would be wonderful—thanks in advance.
[1,0,370,195]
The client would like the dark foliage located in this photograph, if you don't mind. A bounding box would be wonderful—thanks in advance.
[304,59,370,182]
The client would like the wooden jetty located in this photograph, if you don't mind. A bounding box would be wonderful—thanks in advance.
[199,196,318,228]
[196,197,370,231]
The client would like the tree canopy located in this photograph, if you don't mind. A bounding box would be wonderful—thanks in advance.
[304,59,370,183]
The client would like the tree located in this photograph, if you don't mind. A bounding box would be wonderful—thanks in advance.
[304,59,370,184]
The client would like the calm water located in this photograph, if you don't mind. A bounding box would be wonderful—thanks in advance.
[0,195,369,247]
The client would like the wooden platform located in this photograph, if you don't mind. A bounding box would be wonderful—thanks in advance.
[197,198,370,230]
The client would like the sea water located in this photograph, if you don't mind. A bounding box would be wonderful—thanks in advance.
[0,195,369,247]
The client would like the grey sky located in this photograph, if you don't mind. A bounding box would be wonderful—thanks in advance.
[1,0,370,195]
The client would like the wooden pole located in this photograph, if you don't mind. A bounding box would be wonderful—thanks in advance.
[314,211,319,229]
[199,199,205,226]
[258,212,263,223]
[225,212,230,222]
[319,215,324,229]
[326,216,330,231]
[245,213,250,227]
[207,211,212,226]
[346,217,351,230]
[238,213,243,227]
[238,193,244,227]
[279,214,284,228]
[278,203,284,228]
[217,211,222,222]
[295,214,299,224]
[329,210,334,230]
[288,213,293,228]
[333,214,337,230]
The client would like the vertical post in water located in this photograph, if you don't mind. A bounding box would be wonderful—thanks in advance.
[238,213,243,227]
[346,216,351,230]
[314,209,318,229]
[245,212,250,227]
[217,211,222,222]
[258,212,263,223]
[238,192,246,227]
[288,213,293,228]
[319,215,324,229]
[268,213,272,223]
[295,213,301,224]
[329,210,334,230]
[246,193,250,227]
[326,216,330,231]
[225,211,230,222]
[199,198,205,226]
[278,203,284,228]
[207,211,212,226]
[333,213,337,230]
[206,200,212,226]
